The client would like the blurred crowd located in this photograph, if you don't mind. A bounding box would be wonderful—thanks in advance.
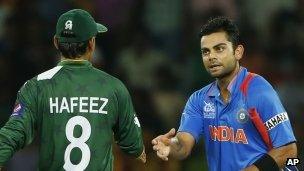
[0,0,303,170]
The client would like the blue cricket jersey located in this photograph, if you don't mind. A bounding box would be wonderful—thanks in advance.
[178,67,296,171]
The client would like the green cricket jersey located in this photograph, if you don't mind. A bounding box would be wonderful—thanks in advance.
[0,60,144,171]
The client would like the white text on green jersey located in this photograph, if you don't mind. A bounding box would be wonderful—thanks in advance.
[49,97,108,114]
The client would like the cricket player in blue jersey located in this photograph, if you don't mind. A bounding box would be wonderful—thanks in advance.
[152,17,298,171]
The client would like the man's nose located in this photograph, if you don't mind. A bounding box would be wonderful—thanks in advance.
[208,52,217,61]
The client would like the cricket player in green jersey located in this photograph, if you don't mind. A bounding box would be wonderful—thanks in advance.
[0,9,146,171]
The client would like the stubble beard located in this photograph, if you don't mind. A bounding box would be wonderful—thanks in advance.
[210,62,237,79]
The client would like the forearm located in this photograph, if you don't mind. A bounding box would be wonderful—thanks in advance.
[244,143,297,170]
[268,142,297,168]
[0,119,29,165]
[0,132,17,166]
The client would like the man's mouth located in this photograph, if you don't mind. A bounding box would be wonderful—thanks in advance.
[209,64,222,69]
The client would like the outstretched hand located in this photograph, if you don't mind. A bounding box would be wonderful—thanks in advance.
[151,128,176,161]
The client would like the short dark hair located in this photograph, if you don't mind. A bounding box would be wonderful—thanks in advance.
[58,41,89,59]
[199,17,240,49]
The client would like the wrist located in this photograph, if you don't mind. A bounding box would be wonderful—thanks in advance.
[170,137,179,144]
[170,137,182,151]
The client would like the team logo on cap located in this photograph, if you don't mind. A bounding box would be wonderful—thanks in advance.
[203,101,216,119]
[236,108,249,124]
[65,20,73,30]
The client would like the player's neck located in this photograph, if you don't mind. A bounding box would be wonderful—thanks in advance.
[217,64,240,91]
[61,52,92,62]
[61,58,87,62]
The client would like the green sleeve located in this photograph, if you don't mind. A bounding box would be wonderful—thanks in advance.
[0,80,38,165]
[113,80,144,157]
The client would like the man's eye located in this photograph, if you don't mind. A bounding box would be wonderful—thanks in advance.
[202,50,209,56]
[216,46,225,52]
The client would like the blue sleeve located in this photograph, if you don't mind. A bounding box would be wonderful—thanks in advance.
[247,76,296,148]
[178,91,204,143]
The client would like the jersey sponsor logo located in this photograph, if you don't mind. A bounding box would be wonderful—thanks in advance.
[65,20,73,30]
[209,125,248,144]
[264,112,289,131]
[11,103,24,117]
[236,108,249,124]
[203,101,216,119]
[49,97,108,114]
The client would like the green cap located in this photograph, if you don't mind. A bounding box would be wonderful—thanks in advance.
[55,9,107,42]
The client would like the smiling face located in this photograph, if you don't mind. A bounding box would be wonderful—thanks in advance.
[201,31,243,78]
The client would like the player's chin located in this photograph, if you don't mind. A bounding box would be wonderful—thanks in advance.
[207,66,224,77]
[208,70,223,78]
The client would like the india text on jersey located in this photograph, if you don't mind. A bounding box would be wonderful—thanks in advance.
[209,125,248,144]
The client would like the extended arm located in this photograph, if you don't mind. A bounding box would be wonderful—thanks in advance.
[114,80,146,163]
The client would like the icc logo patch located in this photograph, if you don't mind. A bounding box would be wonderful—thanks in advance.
[203,101,216,119]
[11,103,24,117]
[236,108,249,124]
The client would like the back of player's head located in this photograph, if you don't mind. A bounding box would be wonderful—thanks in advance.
[57,41,89,59]
[200,17,240,49]
[55,9,107,59]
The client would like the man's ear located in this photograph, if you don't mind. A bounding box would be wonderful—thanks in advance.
[88,37,95,51]
[53,36,59,49]
[235,44,244,60]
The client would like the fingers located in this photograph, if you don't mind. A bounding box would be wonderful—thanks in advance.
[152,141,164,151]
[152,144,158,151]
[151,128,176,145]
[160,136,171,146]
[164,128,176,138]
[152,136,170,146]
[156,150,168,161]
[152,139,170,161]
[152,135,162,145]
[151,129,176,161]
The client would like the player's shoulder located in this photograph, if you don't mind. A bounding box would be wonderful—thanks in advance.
[92,67,125,85]
[92,67,129,93]
[249,73,274,91]
[19,66,64,89]
[19,66,65,91]
[189,82,214,100]
[246,72,279,104]
[17,76,40,95]
[36,66,63,81]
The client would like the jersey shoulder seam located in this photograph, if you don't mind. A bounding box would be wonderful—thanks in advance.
[37,66,63,81]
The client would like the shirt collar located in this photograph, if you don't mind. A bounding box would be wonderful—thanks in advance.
[208,67,247,97]
[58,60,92,67]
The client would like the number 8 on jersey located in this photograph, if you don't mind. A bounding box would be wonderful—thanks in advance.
[64,116,91,171]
